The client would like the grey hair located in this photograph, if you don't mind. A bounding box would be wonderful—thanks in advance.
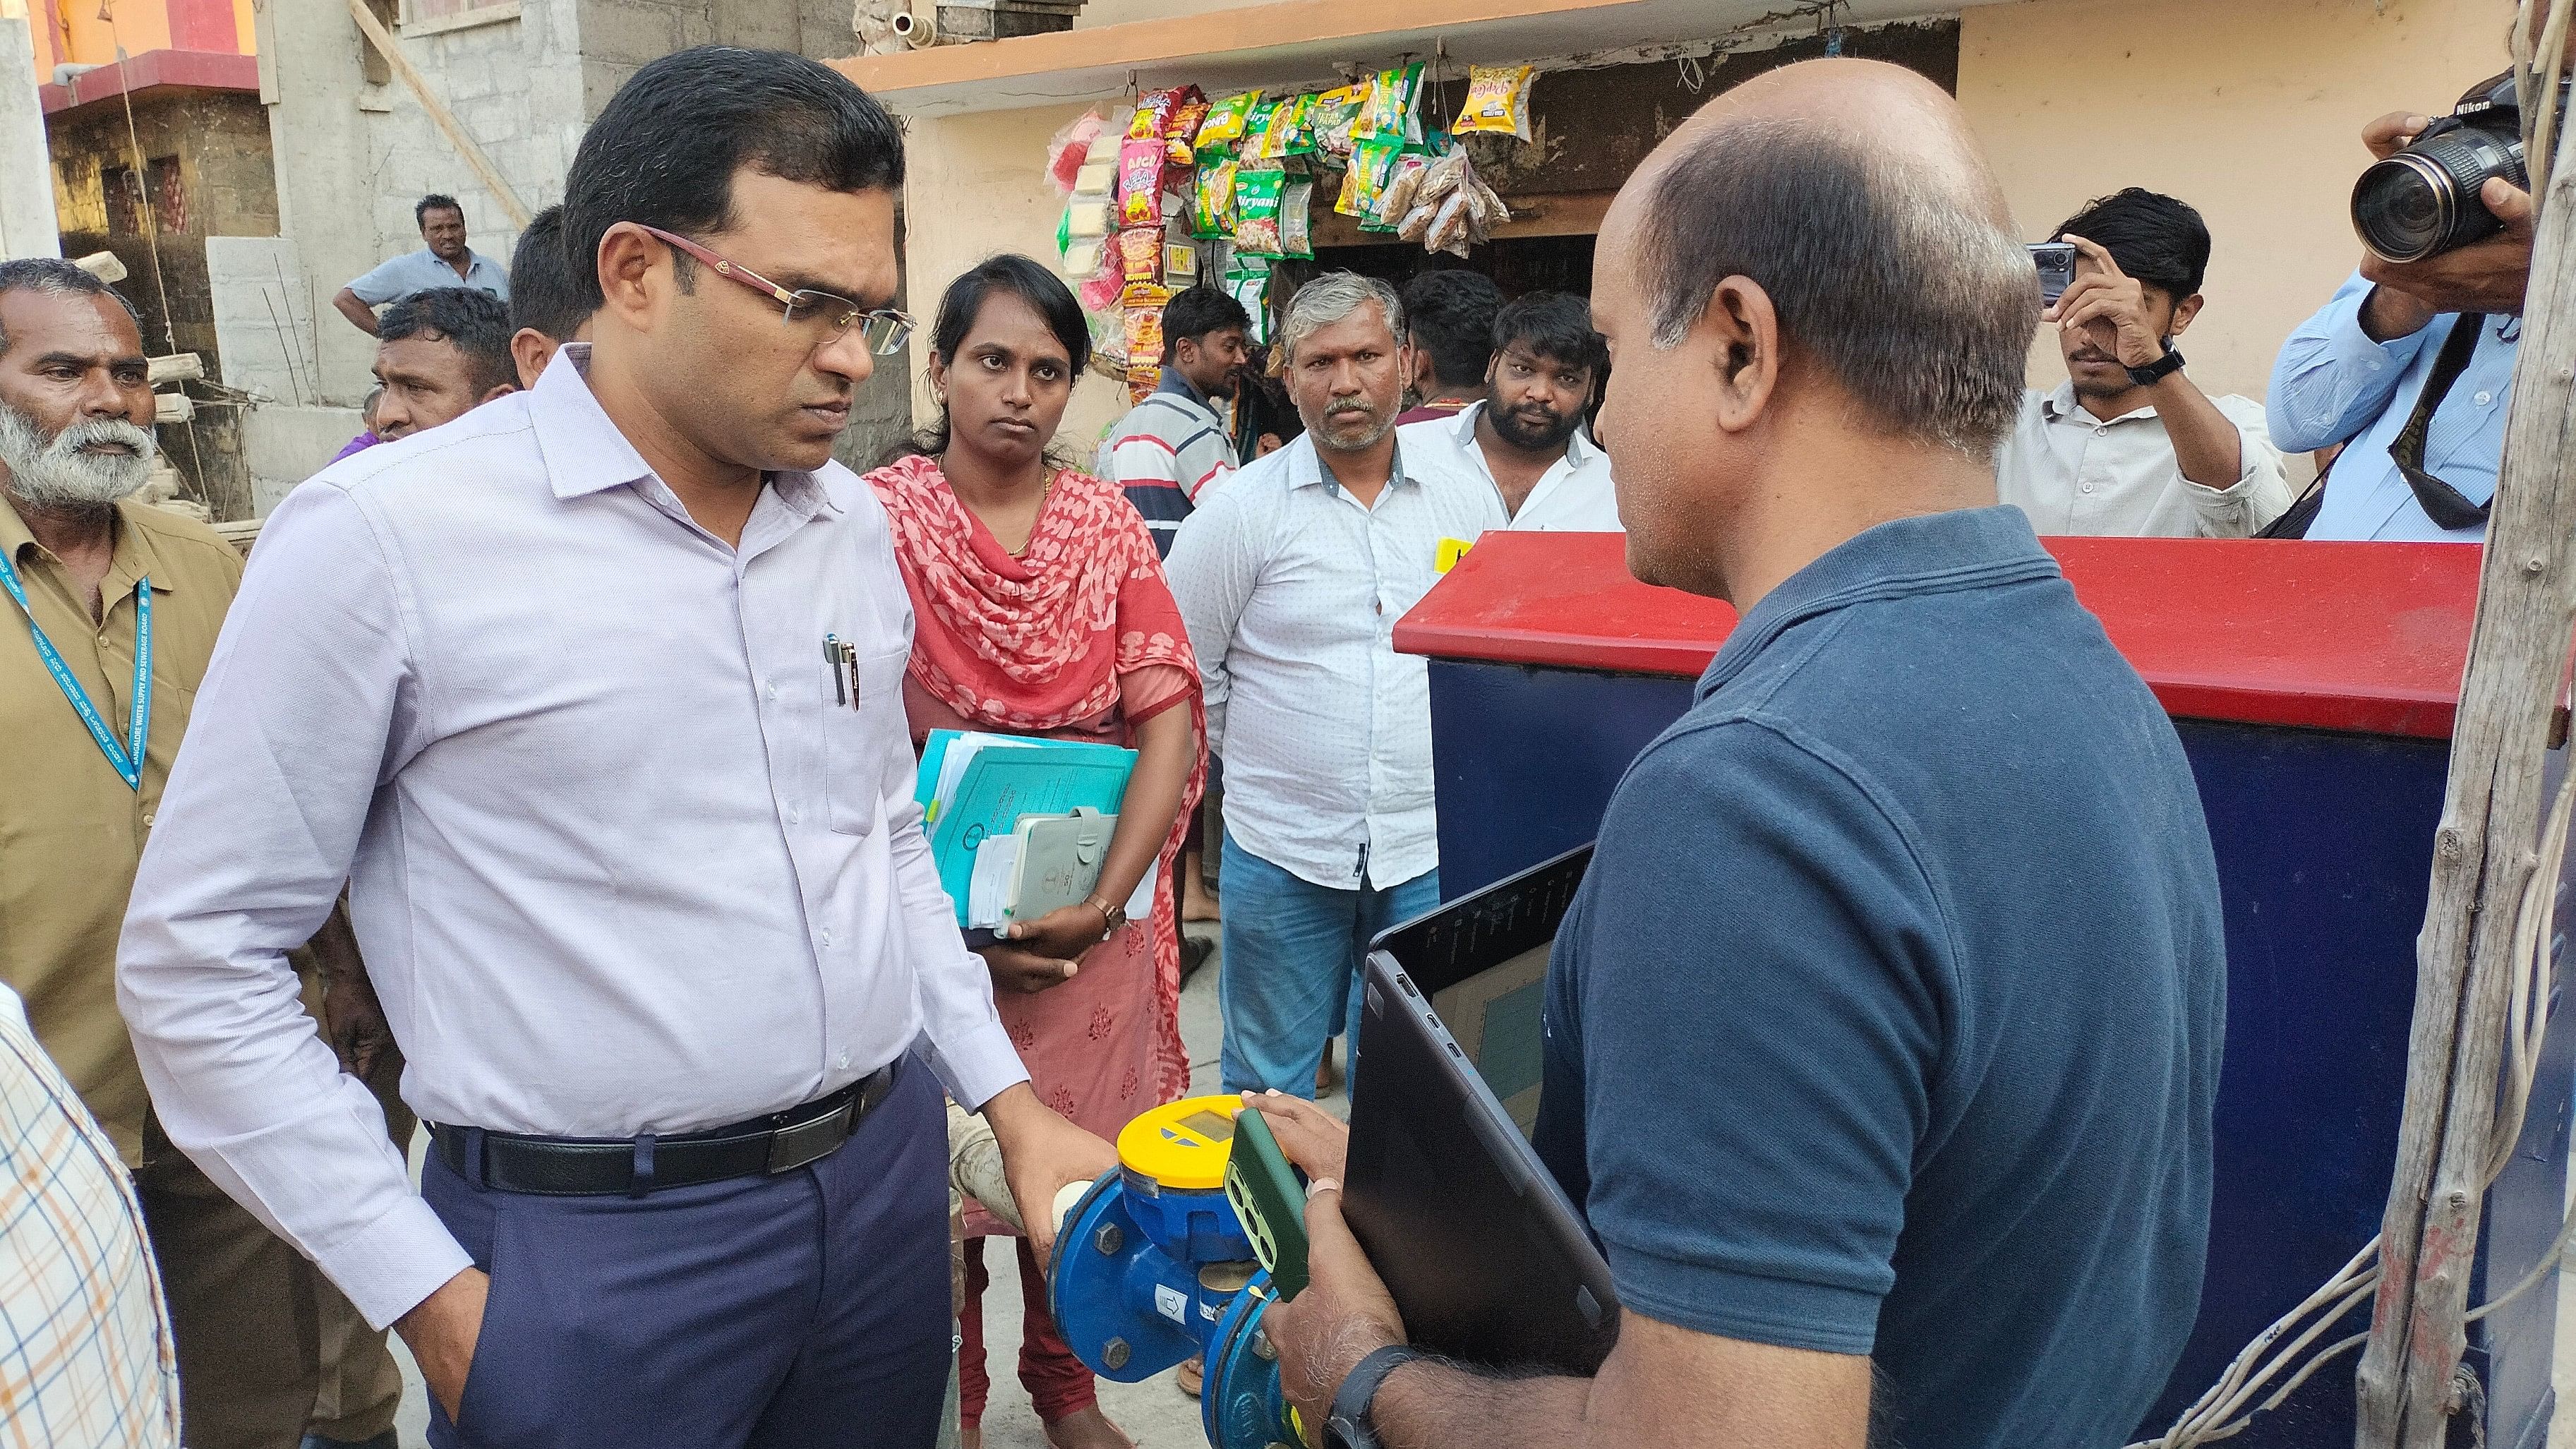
[1637,116,2035,460]
[0,258,143,357]
[1280,271,1404,364]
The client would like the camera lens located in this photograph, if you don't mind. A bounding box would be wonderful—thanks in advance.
[2354,126,2527,263]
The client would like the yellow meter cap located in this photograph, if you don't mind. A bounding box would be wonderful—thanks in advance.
[1117,1093,1244,1191]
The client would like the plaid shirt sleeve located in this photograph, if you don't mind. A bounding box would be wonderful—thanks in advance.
[0,987,179,1447]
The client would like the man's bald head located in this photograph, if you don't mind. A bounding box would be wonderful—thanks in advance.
[1610,59,2033,458]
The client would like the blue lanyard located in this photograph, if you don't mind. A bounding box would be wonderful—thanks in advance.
[0,546,150,790]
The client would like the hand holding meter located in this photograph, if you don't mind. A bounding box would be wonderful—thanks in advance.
[1225,1105,1310,1301]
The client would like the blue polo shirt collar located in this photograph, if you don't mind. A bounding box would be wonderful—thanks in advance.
[1698,505,2062,703]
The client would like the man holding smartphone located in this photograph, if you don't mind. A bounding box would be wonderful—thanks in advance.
[1998,189,2290,538]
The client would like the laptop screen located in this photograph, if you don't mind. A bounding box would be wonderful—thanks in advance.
[1370,846,1593,1141]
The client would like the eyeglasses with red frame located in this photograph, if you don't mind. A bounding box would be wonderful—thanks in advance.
[635,224,915,356]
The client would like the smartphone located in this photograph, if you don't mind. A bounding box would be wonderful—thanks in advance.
[2030,242,2077,306]
[1225,1105,1310,1301]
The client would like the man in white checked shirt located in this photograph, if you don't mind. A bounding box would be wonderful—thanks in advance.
[1167,272,1503,1100]
[0,980,179,1447]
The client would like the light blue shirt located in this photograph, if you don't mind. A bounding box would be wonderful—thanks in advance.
[116,345,1025,1330]
[2267,270,2517,541]
[1166,432,1503,889]
[344,246,510,307]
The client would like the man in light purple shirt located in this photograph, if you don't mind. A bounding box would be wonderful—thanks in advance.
[117,47,1111,1449]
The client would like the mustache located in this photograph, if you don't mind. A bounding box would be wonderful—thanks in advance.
[0,410,157,509]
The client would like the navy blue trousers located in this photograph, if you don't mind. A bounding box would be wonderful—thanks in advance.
[423,1059,951,1449]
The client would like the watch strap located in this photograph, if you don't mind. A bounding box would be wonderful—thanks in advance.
[2127,344,2186,389]
[1325,1343,1423,1449]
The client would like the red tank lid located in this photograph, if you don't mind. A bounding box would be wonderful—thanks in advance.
[1393,531,2484,740]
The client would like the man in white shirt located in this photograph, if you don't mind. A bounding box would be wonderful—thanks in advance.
[1997,188,2289,537]
[1398,290,1621,531]
[117,47,1109,1449]
[1167,272,1503,1098]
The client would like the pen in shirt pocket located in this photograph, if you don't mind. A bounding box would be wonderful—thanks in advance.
[841,642,860,709]
[824,634,848,707]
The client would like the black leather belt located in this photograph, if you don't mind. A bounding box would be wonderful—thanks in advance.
[431,1062,899,1197]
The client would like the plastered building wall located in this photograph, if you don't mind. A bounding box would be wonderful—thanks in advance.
[897,100,1137,455]
[1957,0,2512,405]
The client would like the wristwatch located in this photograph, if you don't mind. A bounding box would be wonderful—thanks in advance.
[1322,1344,1423,1449]
[2127,344,2186,389]
[1083,893,1128,940]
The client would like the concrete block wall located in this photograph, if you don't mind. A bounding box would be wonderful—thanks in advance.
[266,0,912,457]
[209,235,327,408]
[246,404,366,515]
[350,0,588,304]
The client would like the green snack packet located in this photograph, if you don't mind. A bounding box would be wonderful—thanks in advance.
[1337,136,1402,218]
[1280,177,1316,260]
[1196,92,1258,148]
[1308,82,1368,160]
[1225,261,1273,344]
[1276,92,1318,158]
[1246,93,1313,162]
[1192,160,1239,239]
[1240,97,1284,160]
[1232,167,1287,258]
[1352,61,1424,143]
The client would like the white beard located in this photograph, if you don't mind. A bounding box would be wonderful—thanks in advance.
[0,404,157,510]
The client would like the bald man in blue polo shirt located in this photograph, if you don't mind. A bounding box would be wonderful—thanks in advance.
[1256,59,2225,1449]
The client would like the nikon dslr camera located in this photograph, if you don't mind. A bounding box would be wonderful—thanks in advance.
[2353,69,2570,263]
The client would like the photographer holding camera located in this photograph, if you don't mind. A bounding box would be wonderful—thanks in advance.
[2266,70,2544,541]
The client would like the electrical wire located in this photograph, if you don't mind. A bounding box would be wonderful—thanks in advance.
[2133,762,2576,1449]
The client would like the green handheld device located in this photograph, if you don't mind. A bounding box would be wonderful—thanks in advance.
[1224,1106,1310,1301]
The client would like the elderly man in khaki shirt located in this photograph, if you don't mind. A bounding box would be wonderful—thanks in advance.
[0,259,406,1449]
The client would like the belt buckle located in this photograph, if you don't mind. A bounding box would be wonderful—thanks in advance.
[765,1100,854,1174]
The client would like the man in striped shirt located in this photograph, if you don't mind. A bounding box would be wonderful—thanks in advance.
[1098,286,1251,555]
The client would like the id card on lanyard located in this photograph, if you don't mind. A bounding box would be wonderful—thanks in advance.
[0,546,150,790]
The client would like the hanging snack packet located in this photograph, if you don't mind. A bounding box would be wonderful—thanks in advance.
[1454,64,1536,141]
[1247,93,1312,162]
[1307,83,1368,160]
[1196,92,1259,150]
[1115,227,1164,284]
[1337,136,1402,217]
[1123,284,1172,403]
[1192,159,1239,238]
[1280,177,1316,260]
[1352,61,1425,142]
[1239,97,1284,160]
[1117,138,1167,227]
[1166,98,1212,165]
[1164,243,1199,284]
[1128,87,1197,142]
[1233,168,1287,257]
[1370,152,1432,229]
[1224,262,1272,344]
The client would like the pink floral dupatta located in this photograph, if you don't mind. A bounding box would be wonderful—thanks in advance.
[864,452,1204,1101]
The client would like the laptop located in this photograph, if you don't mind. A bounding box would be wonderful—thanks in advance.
[1343,846,1620,1375]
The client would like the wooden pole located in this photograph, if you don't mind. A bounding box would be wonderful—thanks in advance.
[2354,16,2576,1443]
[342,0,532,229]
